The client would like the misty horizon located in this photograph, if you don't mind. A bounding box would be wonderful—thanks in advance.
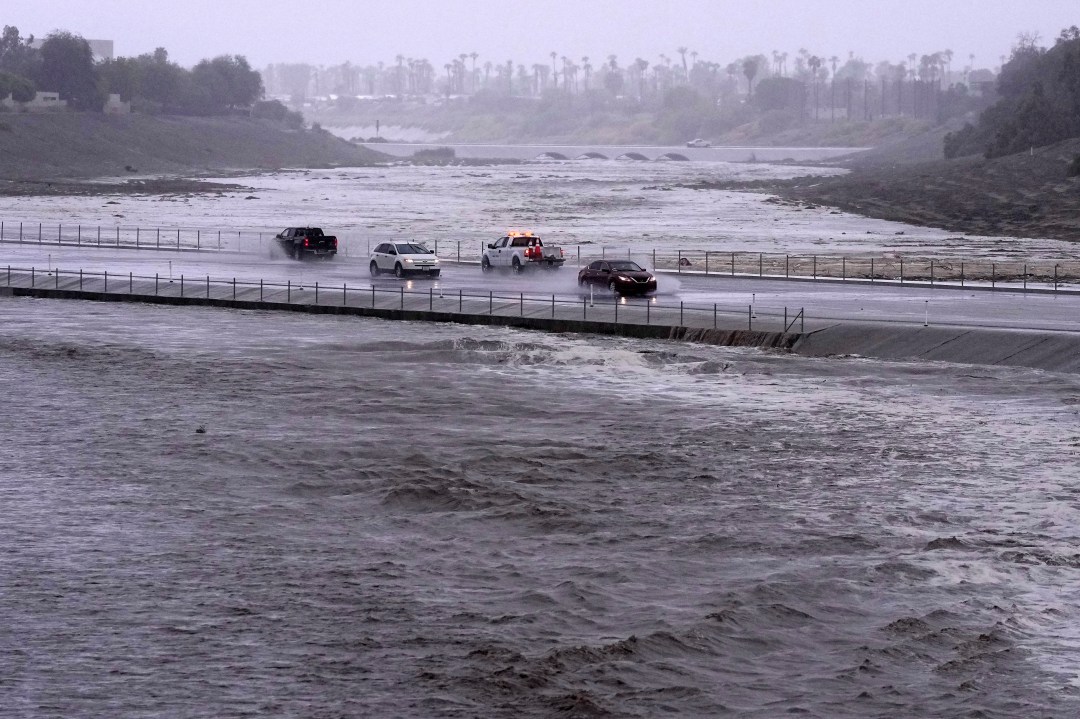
[4,0,1079,73]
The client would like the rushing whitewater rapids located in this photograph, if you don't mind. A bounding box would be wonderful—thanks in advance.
[2,298,1080,718]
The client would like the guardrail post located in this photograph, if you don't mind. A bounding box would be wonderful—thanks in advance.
[129,272,133,293]
[678,250,682,273]
[801,308,804,333]
[38,222,42,243]
[80,269,83,290]
[759,253,763,277]
[77,225,80,245]
[842,257,846,281]
[731,252,735,276]
[614,298,618,323]
[870,258,874,283]
[991,263,995,290]
[155,273,158,295]
[58,223,62,245]
[343,283,346,306]
[233,278,236,300]
[784,306,787,329]
[206,275,210,298]
[136,227,139,248]
[651,248,655,269]
[930,259,934,286]
[430,287,434,311]
[1054,264,1059,292]
[813,255,817,279]
[900,257,904,284]
[680,301,684,326]
[102,269,106,291]
[260,279,264,302]
[705,251,709,275]
[457,241,461,263]
[180,275,183,297]
[551,294,555,318]
[177,229,180,249]
[713,304,717,328]
[1023,264,1027,291]
[315,281,319,304]
[520,292,523,316]
[489,290,492,315]
[287,280,290,303]
[197,231,201,250]
[960,261,964,287]
[459,289,463,313]
[748,304,752,330]
[786,255,789,279]
[582,297,586,319]
[400,286,404,309]
[646,301,649,325]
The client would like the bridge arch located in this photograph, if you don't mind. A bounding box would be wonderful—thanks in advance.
[535,151,569,160]
[576,151,609,160]
[656,152,690,161]
[616,152,649,161]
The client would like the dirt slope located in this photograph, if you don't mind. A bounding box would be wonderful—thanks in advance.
[0,113,385,181]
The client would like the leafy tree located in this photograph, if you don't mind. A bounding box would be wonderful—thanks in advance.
[753,76,805,112]
[0,70,35,102]
[0,25,38,78]
[37,31,103,110]
[191,55,263,113]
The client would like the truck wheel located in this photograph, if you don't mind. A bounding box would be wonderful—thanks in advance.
[481,256,491,272]
[512,257,522,273]
[395,263,405,278]
[369,261,380,277]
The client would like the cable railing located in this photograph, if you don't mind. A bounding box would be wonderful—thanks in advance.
[2,264,806,334]
[2,220,1076,290]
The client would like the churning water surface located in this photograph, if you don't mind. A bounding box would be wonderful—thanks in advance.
[2,297,1080,718]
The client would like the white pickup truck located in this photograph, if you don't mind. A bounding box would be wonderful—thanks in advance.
[481,232,565,272]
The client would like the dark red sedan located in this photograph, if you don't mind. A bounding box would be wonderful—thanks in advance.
[578,260,658,296]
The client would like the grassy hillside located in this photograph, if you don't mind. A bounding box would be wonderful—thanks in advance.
[0,113,386,180]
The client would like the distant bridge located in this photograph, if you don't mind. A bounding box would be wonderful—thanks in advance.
[362,142,866,163]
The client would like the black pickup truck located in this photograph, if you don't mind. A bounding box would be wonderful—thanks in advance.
[273,227,338,260]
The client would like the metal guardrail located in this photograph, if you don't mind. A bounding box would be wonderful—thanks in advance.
[2,220,1076,291]
[2,264,804,334]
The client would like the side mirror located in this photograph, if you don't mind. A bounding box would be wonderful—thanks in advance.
[487,243,496,249]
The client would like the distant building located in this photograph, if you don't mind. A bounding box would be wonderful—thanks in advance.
[0,91,68,112]
[103,93,130,114]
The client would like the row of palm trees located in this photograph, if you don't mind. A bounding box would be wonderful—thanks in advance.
[262,46,989,104]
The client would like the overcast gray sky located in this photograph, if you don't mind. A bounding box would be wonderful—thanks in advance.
[4,0,1078,70]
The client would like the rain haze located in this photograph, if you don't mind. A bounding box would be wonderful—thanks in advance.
[5,0,1080,717]
[4,0,1080,69]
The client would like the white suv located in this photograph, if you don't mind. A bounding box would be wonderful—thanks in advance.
[370,242,441,278]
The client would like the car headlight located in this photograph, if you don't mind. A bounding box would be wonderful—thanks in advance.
[404,258,414,263]
[615,275,631,281]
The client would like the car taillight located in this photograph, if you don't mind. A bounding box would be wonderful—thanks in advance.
[559,248,564,257]
[333,238,338,246]
[524,247,533,257]
[304,238,310,247]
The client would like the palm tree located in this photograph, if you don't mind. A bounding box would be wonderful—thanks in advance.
[582,56,591,89]
[742,57,759,97]
[677,46,688,79]
[470,52,479,92]
[634,57,649,98]
[550,51,558,89]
